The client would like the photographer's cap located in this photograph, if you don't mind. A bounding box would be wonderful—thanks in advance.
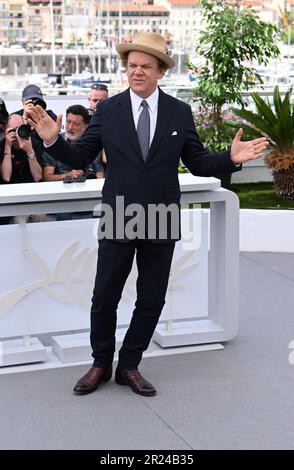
[22,84,45,104]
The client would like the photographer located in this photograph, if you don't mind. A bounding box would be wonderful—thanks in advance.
[0,114,42,183]
[42,105,103,182]
[88,83,108,112]
[15,84,56,160]
[42,105,103,221]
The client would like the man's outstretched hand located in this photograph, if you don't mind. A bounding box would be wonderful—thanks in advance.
[27,105,62,146]
[230,128,269,165]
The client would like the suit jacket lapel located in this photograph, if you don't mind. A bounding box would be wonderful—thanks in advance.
[117,88,143,162]
[146,88,173,162]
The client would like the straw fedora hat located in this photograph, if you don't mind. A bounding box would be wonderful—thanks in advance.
[116,31,175,69]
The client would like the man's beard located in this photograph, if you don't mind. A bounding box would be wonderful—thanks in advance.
[65,131,82,142]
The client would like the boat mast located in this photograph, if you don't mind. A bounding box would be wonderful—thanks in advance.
[119,0,122,44]
[88,0,96,74]
[107,0,111,80]
[62,0,65,75]
[49,0,56,73]
[97,0,104,75]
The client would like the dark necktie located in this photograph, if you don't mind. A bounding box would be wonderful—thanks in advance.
[136,100,150,161]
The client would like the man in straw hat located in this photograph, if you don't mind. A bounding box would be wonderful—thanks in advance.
[28,32,268,397]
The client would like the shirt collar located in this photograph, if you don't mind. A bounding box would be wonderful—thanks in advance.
[130,87,159,113]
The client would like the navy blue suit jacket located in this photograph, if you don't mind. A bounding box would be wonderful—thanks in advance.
[46,88,241,241]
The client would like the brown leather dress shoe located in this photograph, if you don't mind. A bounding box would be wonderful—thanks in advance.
[73,366,112,395]
[115,368,157,396]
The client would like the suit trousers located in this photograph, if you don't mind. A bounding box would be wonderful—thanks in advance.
[90,238,175,369]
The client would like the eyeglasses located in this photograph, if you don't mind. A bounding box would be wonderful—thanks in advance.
[91,84,108,91]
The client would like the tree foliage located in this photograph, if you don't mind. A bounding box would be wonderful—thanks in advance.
[227,86,294,166]
[189,0,282,151]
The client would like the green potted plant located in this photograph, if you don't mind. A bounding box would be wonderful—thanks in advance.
[226,86,294,200]
[188,0,281,186]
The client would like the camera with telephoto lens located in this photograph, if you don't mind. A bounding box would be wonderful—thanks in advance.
[30,98,46,109]
[9,124,31,140]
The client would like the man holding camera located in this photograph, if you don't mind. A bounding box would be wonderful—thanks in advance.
[16,84,56,123]
[0,113,42,184]
[15,84,56,161]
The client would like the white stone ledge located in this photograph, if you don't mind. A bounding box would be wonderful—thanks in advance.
[239,209,294,253]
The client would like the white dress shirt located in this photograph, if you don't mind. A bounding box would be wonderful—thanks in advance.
[130,87,159,147]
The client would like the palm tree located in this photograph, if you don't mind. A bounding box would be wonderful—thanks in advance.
[226,86,294,200]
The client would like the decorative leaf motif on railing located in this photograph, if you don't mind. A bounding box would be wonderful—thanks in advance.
[53,241,89,279]
[168,251,199,290]
[0,242,98,317]
[0,242,199,318]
